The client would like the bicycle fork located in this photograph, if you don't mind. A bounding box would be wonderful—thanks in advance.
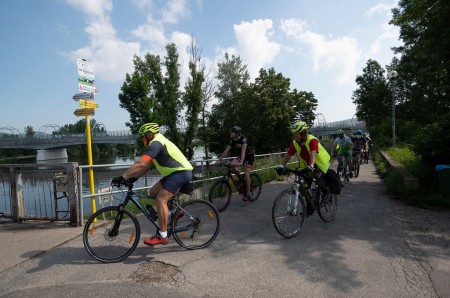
[287,184,301,216]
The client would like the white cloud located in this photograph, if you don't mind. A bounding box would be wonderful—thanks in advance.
[280,18,361,85]
[161,0,189,24]
[65,0,112,18]
[366,3,393,18]
[233,19,281,79]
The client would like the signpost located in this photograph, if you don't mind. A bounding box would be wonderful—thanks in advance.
[74,108,95,117]
[77,59,98,94]
[75,58,98,215]
[78,100,99,109]
[73,92,94,101]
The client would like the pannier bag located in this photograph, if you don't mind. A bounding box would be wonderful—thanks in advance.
[324,169,341,194]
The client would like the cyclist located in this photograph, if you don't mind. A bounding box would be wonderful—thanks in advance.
[330,129,354,178]
[351,130,367,169]
[363,133,372,162]
[276,121,331,212]
[111,123,193,246]
[218,126,255,201]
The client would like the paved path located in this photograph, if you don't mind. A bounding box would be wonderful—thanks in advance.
[0,160,449,297]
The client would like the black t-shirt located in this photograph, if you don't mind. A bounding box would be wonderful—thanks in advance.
[351,136,366,150]
[228,135,255,157]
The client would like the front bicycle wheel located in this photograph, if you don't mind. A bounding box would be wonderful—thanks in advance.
[316,188,338,222]
[83,206,140,263]
[208,180,232,212]
[172,200,220,250]
[338,166,346,186]
[272,189,306,238]
[248,173,262,202]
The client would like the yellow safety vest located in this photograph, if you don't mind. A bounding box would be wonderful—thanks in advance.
[149,134,193,177]
[293,134,330,173]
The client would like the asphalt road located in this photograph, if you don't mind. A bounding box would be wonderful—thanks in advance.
[0,160,449,297]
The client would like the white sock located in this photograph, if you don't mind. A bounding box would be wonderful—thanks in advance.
[159,231,167,238]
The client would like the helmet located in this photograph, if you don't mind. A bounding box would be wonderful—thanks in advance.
[291,121,308,133]
[138,123,159,136]
[356,130,363,135]
[337,129,344,135]
[230,126,242,133]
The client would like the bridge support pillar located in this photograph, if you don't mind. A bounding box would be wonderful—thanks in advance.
[36,149,68,162]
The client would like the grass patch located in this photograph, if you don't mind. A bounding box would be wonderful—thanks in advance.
[374,146,450,209]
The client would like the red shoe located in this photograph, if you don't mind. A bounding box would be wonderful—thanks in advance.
[144,235,169,246]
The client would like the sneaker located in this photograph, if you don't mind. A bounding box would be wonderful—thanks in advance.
[349,172,353,178]
[143,235,169,246]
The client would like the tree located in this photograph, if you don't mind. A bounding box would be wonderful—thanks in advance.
[118,44,183,148]
[208,53,250,155]
[235,68,318,153]
[24,126,35,137]
[182,37,205,159]
[352,59,391,145]
[389,0,450,163]
[162,43,182,147]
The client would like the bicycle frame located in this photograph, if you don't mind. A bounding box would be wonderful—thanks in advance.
[221,164,245,193]
[110,183,193,236]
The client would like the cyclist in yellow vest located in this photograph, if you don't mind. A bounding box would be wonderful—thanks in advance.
[111,123,193,246]
[276,121,331,188]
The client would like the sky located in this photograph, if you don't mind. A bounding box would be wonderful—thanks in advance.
[0,0,402,135]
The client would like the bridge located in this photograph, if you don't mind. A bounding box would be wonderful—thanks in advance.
[0,114,366,150]
[0,130,137,150]
[309,113,366,136]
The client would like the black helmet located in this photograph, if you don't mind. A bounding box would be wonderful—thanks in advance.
[230,126,242,133]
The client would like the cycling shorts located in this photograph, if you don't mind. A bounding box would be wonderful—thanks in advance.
[236,154,255,169]
[159,170,193,194]
[338,152,351,159]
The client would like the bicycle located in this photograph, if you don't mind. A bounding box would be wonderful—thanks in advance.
[363,149,369,164]
[208,161,262,212]
[336,154,350,186]
[272,167,338,238]
[352,150,361,178]
[83,179,220,263]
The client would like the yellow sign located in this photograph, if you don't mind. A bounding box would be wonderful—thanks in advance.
[74,108,95,117]
[79,100,99,109]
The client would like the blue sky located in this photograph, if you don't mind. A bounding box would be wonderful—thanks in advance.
[0,0,401,134]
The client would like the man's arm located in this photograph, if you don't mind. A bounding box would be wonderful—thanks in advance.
[218,145,232,162]
[239,144,247,164]
[122,156,153,179]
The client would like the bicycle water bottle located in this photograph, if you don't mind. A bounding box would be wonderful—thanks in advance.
[146,204,158,221]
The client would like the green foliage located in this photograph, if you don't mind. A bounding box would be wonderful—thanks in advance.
[208,62,318,155]
[182,38,205,159]
[353,0,450,165]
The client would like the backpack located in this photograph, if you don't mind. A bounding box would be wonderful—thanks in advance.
[324,169,341,194]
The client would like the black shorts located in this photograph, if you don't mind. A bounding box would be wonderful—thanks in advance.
[160,171,192,194]
[237,154,255,169]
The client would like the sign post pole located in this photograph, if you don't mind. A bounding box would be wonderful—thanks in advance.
[85,115,96,215]
[76,58,98,216]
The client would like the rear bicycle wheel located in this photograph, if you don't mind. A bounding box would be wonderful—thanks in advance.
[83,206,140,263]
[316,188,338,222]
[354,158,360,177]
[272,189,306,238]
[172,200,220,249]
[208,180,232,212]
[248,173,262,202]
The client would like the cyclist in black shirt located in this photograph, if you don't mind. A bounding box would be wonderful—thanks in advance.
[351,130,367,167]
[218,126,255,201]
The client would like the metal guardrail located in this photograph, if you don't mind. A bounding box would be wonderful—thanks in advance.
[0,152,294,226]
[0,130,137,149]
